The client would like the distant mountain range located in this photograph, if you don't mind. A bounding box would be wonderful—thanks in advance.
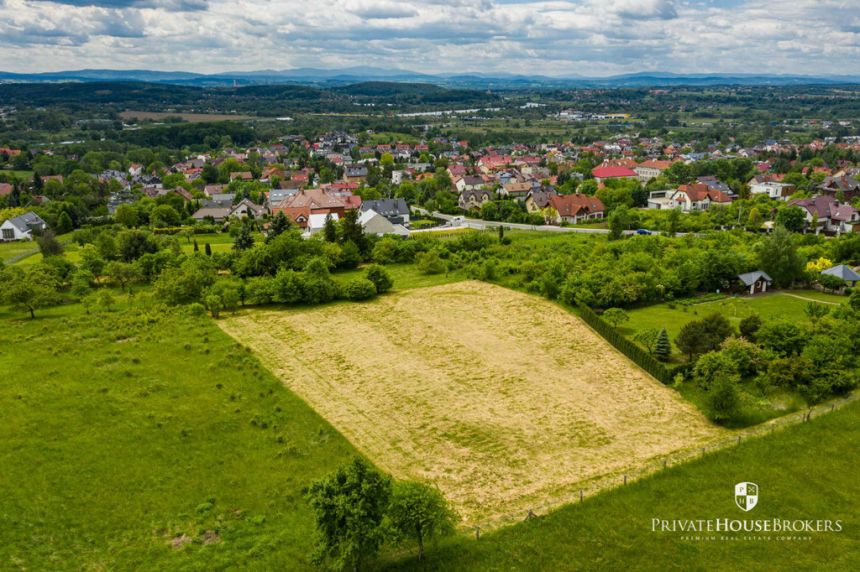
[1,68,859,89]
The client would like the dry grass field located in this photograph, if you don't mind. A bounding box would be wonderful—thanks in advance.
[119,110,255,122]
[220,281,724,525]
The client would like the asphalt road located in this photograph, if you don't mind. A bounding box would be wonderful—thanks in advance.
[414,209,643,235]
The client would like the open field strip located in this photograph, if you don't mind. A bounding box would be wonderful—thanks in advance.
[220,281,725,525]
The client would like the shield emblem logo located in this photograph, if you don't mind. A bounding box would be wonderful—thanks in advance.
[735,482,759,512]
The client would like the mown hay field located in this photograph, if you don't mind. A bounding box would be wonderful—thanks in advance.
[220,281,724,525]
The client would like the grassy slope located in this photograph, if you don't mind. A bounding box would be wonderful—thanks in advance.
[378,400,860,572]
[0,301,357,571]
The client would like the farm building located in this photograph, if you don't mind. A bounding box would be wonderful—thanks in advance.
[738,270,773,295]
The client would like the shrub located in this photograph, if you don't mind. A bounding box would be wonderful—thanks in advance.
[365,264,393,294]
[345,278,377,301]
[707,375,741,424]
[416,249,445,275]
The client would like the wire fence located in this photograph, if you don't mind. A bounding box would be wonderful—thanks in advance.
[467,391,860,536]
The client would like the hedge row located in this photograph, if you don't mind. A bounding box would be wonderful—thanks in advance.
[576,302,679,385]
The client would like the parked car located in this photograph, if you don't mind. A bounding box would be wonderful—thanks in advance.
[635,228,653,235]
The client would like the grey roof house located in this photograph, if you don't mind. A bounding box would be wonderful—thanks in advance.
[1,212,47,241]
[360,198,410,225]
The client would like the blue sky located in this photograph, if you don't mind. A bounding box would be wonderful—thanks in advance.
[0,0,858,76]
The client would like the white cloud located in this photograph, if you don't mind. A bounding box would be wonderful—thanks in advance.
[0,0,857,76]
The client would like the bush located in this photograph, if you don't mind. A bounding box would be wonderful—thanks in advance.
[416,249,445,275]
[707,375,741,424]
[365,264,393,294]
[345,278,378,301]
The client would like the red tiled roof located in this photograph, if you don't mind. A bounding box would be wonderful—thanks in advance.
[592,166,637,178]
[549,193,605,217]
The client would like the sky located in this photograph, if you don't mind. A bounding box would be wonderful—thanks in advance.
[0,0,858,76]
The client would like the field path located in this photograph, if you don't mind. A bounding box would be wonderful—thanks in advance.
[220,281,725,525]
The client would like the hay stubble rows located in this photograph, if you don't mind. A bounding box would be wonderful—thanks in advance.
[220,281,723,524]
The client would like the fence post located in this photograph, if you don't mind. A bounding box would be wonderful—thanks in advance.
[580,489,583,502]
[737,435,741,445]
[475,526,481,541]
[663,459,667,469]
[623,474,627,486]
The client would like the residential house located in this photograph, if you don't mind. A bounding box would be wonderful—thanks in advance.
[790,196,859,234]
[358,209,410,237]
[0,212,47,241]
[0,183,12,198]
[738,271,773,295]
[591,166,637,184]
[455,175,487,193]
[501,181,533,201]
[524,190,558,213]
[344,165,368,183]
[818,175,860,200]
[230,198,267,219]
[647,184,732,211]
[271,188,348,229]
[229,171,254,182]
[546,193,605,224]
[307,213,339,235]
[634,159,673,182]
[749,181,794,200]
[458,189,494,211]
[360,198,410,226]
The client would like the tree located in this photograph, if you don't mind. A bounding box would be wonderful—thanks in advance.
[654,328,671,361]
[233,223,255,251]
[266,211,291,242]
[341,208,368,255]
[55,211,74,234]
[759,225,804,288]
[114,204,139,228]
[105,260,140,292]
[738,314,762,341]
[757,321,807,356]
[608,205,630,240]
[707,375,740,424]
[1,266,61,319]
[365,264,393,294]
[602,307,629,328]
[37,230,64,257]
[675,313,734,361]
[323,214,338,242]
[775,206,806,232]
[306,458,391,572]
[205,242,212,256]
[385,481,457,562]
[204,293,223,318]
[633,328,661,354]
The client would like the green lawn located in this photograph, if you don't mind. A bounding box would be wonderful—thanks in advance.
[622,290,847,352]
[378,399,860,571]
[0,240,40,264]
[0,300,358,570]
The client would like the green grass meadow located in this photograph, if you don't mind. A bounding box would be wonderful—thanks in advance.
[378,399,860,571]
[0,300,357,570]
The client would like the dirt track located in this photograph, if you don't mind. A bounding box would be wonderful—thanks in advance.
[220,281,723,524]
